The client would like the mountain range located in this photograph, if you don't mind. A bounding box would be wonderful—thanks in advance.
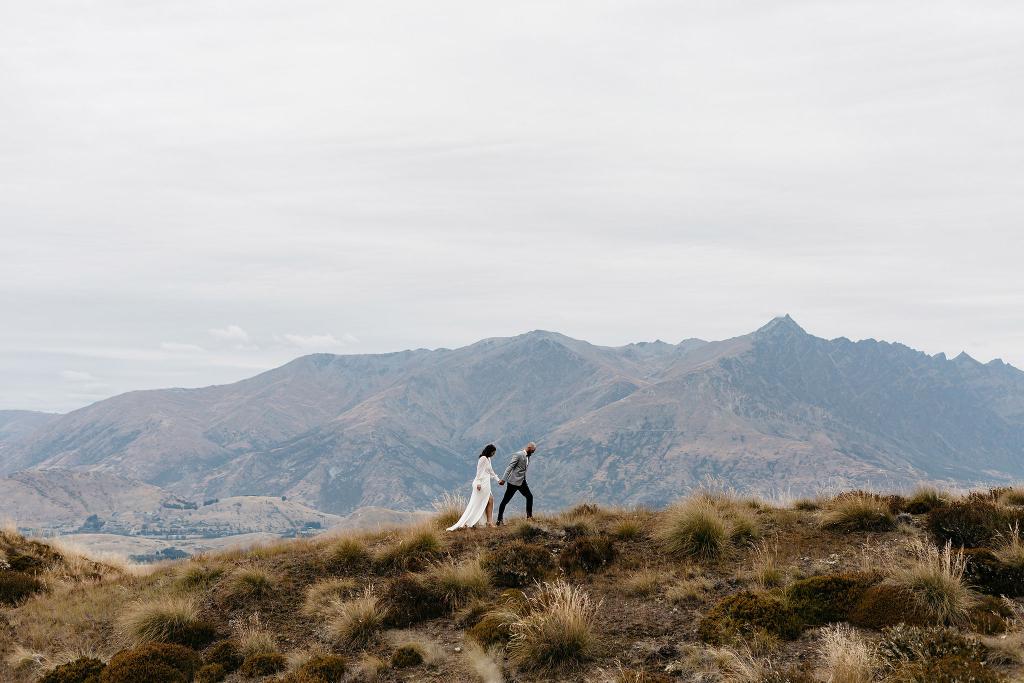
[2,316,1023,522]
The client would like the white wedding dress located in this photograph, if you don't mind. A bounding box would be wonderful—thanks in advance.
[447,456,500,530]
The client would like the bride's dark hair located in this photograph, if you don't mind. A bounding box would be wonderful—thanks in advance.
[478,444,497,459]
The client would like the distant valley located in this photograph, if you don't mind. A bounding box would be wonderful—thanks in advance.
[2,316,1023,558]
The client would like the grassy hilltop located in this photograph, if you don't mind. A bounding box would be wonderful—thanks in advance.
[3,486,1024,682]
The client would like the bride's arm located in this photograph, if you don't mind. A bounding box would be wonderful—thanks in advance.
[485,457,499,481]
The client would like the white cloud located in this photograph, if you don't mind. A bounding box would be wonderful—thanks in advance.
[160,342,206,353]
[208,325,250,344]
[60,370,97,382]
[283,333,357,350]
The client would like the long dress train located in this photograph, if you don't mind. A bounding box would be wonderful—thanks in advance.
[446,456,500,531]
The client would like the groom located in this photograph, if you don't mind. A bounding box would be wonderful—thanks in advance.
[496,441,537,526]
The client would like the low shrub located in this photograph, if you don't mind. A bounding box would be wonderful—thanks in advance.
[507,581,600,671]
[323,536,371,574]
[890,656,1002,683]
[239,653,286,677]
[821,493,896,532]
[786,574,874,625]
[194,664,226,683]
[203,640,243,672]
[467,607,520,646]
[373,524,444,572]
[849,583,930,630]
[0,570,44,605]
[293,654,348,681]
[40,658,106,683]
[326,588,385,647]
[970,595,1013,635]
[379,573,446,627]
[654,497,730,560]
[390,643,425,668]
[697,591,803,642]
[513,521,547,542]
[119,597,218,648]
[963,548,1024,597]
[561,521,595,539]
[483,540,555,587]
[102,643,201,683]
[876,624,988,669]
[558,535,615,576]
[927,500,1018,548]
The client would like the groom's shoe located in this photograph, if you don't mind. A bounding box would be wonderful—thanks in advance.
[495,519,503,527]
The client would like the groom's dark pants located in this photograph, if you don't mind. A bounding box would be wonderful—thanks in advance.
[497,481,533,522]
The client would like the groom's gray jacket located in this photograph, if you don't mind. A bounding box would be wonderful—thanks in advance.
[502,449,531,486]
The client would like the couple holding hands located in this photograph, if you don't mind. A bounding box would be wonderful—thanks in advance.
[446,442,537,531]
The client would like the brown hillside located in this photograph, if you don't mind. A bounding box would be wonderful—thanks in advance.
[3,486,1024,682]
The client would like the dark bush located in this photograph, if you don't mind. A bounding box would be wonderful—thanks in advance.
[193,664,226,683]
[849,583,928,630]
[239,653,286,677]
[877,624,989,666]
[483,541,555,587]
[513,522,547,542]
[40,657,105,683]
[101,643,200,683]
[970,595,1013,635]
[893,656,1002,683]
[294,654,348,681]
[963,548,1024,597]
[379,573,446,627]
[390,644,425,668]
[561,522,594,539]
[203,640,242,673]
[697,591,803,642]
[163,619,218,649]
[927,500,1018,548]
[558,535,615,576]
[786,573,874,625]
[0,570,44,605]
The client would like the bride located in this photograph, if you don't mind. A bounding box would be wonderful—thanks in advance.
[447,444,503,531]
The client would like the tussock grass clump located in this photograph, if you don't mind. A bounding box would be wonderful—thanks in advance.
[654,497,731,560]
[373,523,444,572]
[323,535,371,574]
[508,581,600,671]
[118,596,217,648]
[0,570,44,606]
[611,516,645,540]
[793,496,823,511]
[424,556,490,610]
[102,642,200,683]
[887,540,978,627]
[621,568,662,597]
[431,491,467,528]
[38,657,106,683]
[666,575,714,604]
[233,613,278,659]
[175,562,225,591]
[997,487,1024,507]
[326,587,385,647]
[749,540,785,588]
[465,642,503,683]
[511,519,547,542]
[993,522,1024,568]
[226,567,276,600]
[821,493,896,532]
[303,577,359,615]
[483,540,555,587]
[818,624,876,683]
[559,535,616,576]
[904,485,948,514]
[468,607,521,646]
[379,573,447,626]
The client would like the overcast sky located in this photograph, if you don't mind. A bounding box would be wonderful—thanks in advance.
[2,1,1023,413]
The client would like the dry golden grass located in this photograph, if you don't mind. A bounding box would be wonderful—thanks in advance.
[352,653,388,681]
[887,539,977,626]
[117,595,202,646]
[997,487,1024,507]
[424,555,490,609]
[326,587,386,647]
[749,540,785,589]
[818,624,876,683]
[302,577,359,615]
[994,522,1024,568]
[226,567,276,599]
[654,496,731,560]
[906,484,947,510]
[374,522,444,570]
[671,644,767,683]
[821,493,895,532]
[611,516,644,540]
[620,568,663,597]
[174,561,225,591]
[233,612,278,658]
[464,642,503,683]
[323,534,371,571]
[432,491,468,528]
[666,575,714,604]
[507,581,600,671]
